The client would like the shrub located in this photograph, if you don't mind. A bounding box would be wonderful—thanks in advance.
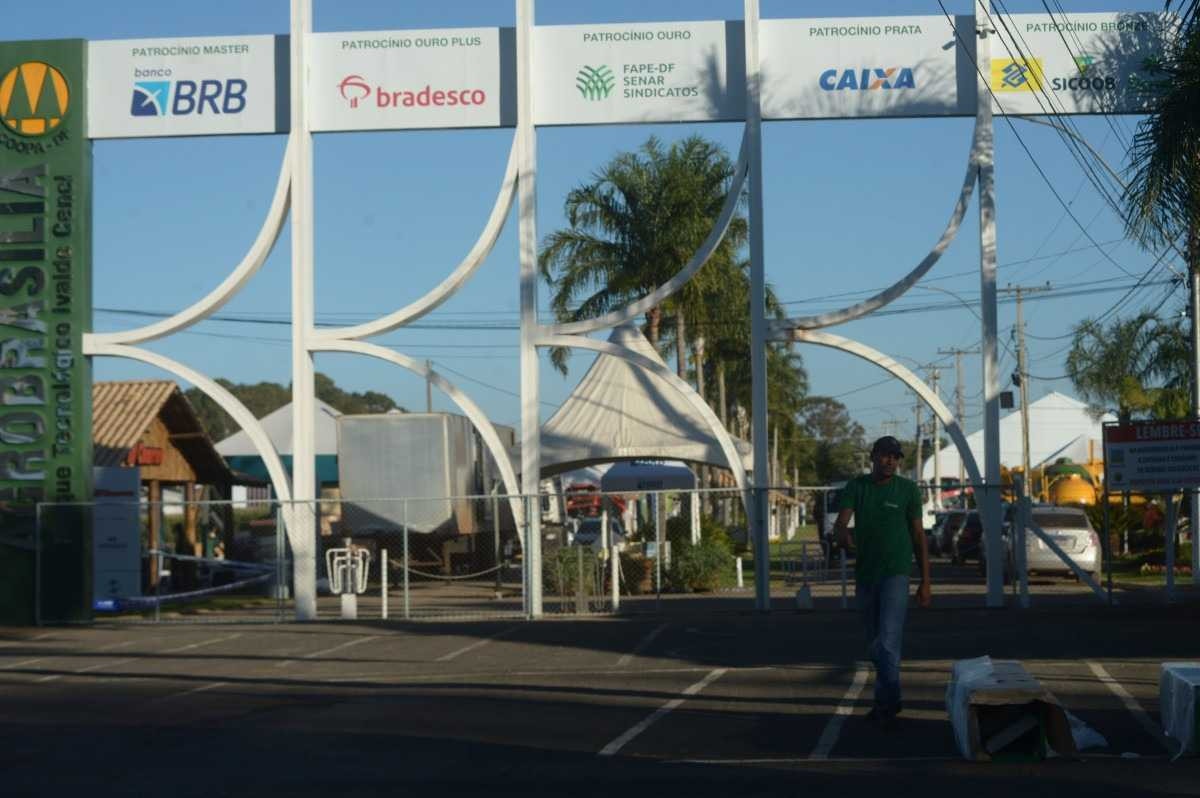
[543,546,602,595]
[666,538,734,593]
[665,513,736,554]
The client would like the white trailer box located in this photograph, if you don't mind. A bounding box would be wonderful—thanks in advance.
[337,413,480,538]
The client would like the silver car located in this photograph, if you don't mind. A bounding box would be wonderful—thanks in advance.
[1008,505,1101,580]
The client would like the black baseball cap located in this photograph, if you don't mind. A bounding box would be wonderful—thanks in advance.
[871,436,904,457]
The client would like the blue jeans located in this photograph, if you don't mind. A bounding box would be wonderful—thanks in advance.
[857,574,909,712]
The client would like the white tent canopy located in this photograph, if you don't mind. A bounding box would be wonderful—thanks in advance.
[602,460,696,492]
[922,391,1114,481]
[540,324,752,477]
[216,398,342,456]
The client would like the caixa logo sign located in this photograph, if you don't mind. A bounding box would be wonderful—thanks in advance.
[130,76,248,117]
[819,67,916,91]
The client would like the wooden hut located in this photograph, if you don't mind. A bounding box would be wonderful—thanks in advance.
[92,381,233,586]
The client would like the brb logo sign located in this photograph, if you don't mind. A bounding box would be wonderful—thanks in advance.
[130,74,248,117]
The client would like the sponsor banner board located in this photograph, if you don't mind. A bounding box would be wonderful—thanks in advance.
[1103,421,1200,492]
[0,39,93,623]
[92,466,140,606]
[761,16,968,120]
[532,21,743,126]
[87,35,282,139]
[989,12,1174,116]
[309,28,505,132]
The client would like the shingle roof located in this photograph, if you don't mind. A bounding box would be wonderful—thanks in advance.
[92,380,231,483]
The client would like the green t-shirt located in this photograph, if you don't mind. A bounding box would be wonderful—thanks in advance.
[839,473,921,584]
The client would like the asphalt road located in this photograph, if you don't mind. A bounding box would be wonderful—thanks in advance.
[2,593,1199,797]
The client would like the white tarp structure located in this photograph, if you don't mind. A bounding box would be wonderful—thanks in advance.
[216,398,342,458]
[922,392,1115,480]
[540,324,751,477]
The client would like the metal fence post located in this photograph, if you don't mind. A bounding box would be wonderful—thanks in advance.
[1017,496,1030,609]
[523,494,532,620]
[402,499,410,621]
[1103,488,1113,606]
[155,546,163,624]
[34,502,42,627]
[275,502,284,621]
[381,547,388,620]
[1164,491,1177,605]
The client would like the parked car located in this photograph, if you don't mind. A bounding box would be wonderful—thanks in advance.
[572,517,627,551]
[1002,505,1101,581]
[927,511,951,556]
[936,509,966,559]
[951,510,984,566]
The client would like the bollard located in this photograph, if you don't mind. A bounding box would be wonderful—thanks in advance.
[381,547,388,620]
[611,543,620,611]
[736,556,744,588]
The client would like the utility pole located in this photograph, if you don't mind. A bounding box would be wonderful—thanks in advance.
[914,395,924,483]
[1000,284,1051,497]
[426,359,433,412]
[939,346,980,495]
[930,367,942,508]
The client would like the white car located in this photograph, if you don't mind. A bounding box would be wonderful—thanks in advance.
[1005,505,1101,581]
[572,517,627,551]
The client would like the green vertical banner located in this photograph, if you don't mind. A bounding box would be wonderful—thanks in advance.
[0,40,92,625]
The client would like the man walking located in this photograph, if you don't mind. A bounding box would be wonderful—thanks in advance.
[833,435,931,727]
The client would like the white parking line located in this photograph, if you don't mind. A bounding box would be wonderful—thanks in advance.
[276,636,380,668]
[36,657,137,684]
[161,633,242,654]
[154,681,229,702]
[617,623,667,667]
[809,663,869,760]
[435,627,516,663]
[1086,660,1173,752]
[598,668,728,757]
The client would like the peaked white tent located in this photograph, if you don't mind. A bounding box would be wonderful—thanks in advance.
[921,391,1114,480]
[217,399,343,484]
[540,325,752,477]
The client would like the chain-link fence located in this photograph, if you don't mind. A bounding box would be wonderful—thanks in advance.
[31,482,841,623]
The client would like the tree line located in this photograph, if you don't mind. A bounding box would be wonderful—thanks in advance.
[185,372,404,442]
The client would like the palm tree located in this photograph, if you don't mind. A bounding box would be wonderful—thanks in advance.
[1066,312,1189,422]
[1121,5,1200,413]
[538,135,746,375]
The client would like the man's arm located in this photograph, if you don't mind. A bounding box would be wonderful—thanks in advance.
[833,508,855,551]
[910,516,932,607]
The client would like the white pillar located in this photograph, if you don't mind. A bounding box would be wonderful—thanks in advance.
[288,0,317,620]
[516,0,543,618]
[690,489,701,544]
[975,2,1005,608]
[744,0,771,613]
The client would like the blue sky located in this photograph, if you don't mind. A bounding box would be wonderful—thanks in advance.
[7,1,1178,445]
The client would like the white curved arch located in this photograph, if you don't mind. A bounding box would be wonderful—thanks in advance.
[310,136,520,343]
[83,339,294,506]
[309,339,527,546]
[790,329,983,489]
[89,138,293,346]
[536,333,751,518]
[777,117,984,332]
[546,134,749,338]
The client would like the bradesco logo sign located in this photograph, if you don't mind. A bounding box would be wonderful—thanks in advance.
[310,29,502,132]
[336,73,487,110]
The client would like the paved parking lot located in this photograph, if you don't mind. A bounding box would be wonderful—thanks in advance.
[2,590,1198,797]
